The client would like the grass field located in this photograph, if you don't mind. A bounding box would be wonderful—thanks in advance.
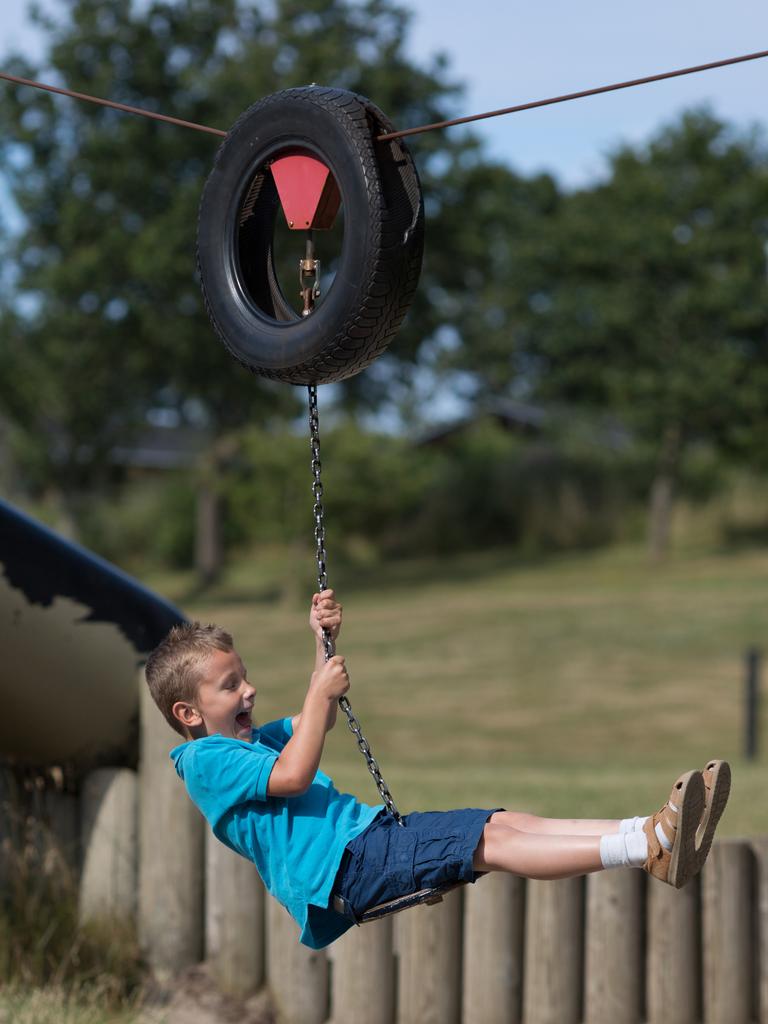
[4,540,766,1024]
[151,540,768,837]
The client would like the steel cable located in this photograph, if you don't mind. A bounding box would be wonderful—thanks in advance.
[2,48,767,145]
[0,70,227,137]
[376,48,768,141]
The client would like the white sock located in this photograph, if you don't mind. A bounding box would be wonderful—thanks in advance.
[654,820,673,852]
[599,831,649,869]
[618,815,649,834]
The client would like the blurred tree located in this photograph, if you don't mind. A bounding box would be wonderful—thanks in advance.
[393,157,561,418]
[454,111,768,559]
[0,0,513,572]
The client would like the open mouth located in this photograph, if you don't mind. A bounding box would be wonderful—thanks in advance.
[235,711,252,730]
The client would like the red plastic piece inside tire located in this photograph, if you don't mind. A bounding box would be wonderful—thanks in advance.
[270,154,341,230]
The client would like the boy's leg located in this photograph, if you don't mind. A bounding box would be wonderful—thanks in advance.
[490,810,624,836]
[473,823,604,880]
[476,770,708,888]
[498,759,730,840]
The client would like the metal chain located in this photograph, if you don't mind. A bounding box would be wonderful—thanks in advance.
[307,384,402,824]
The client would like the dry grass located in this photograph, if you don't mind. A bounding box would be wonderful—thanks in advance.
[0,793,145,1024]
[156,541,768,837]
[0,983,142,1024]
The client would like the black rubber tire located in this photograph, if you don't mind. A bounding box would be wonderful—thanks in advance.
[197,86,424,385]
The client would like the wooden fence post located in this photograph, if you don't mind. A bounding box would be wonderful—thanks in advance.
[205,831,265,998]
[42,781,80,875]
[328,918,395,1024]
[702,839,754,1024]
[754,837,768,1024]
[396,888,463,1024]
[138,667,204,974]
[646,875,700,1024]
[79,768,138,923]
[462,873,525,1024]
[23,770,79,879]
[584,870,643,1024]
[267,896,328,1024]
[522,877,584,1024]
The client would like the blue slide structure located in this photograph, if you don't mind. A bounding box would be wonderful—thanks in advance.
[0,498,185,767]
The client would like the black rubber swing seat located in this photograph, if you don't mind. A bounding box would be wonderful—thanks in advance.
[333,878,471,924]
[197,86,424,385]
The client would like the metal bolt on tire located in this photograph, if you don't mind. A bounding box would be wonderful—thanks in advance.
[197,86,424,385]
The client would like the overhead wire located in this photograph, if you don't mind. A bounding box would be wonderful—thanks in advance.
[1,49,767,145]
[377,48,768,141]
[0,70,227,137]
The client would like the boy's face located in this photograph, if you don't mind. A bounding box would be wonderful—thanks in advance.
[172,647,256,741]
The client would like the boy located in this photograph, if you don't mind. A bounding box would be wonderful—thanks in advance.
[145,590,731,950]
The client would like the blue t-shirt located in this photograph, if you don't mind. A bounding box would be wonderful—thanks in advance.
[170,717,382,949]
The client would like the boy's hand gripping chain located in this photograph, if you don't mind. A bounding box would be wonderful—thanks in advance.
[308,385,403,824]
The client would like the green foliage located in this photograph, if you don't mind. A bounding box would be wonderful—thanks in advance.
[0,0,492,504]
[421,161,562,397]
[75,474,197,569]
[319,424,437,550]
[447,111,768,436]
[403,421,624,554]
[183,420,658,566]
[533,111,768,452]
[431,109,768,556]
[225,429,308,547]
[4,2,764,560]
[223,424,435,557]
[43,415,738,577]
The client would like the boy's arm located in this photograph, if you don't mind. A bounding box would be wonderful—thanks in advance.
[292,637,331,731]
[293,590,343,732]
[269,656,349,797]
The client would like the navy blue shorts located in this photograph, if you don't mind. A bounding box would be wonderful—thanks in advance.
[333,807,501,918]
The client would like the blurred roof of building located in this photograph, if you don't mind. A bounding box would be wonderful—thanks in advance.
[415,398,548,446]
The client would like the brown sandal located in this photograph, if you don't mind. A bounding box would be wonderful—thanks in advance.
[643,770,705,889]
[695,759,731,869]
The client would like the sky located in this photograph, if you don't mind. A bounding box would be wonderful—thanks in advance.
[3,0,768,187]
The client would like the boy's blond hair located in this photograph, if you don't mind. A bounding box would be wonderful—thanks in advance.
[145,622,234,736]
